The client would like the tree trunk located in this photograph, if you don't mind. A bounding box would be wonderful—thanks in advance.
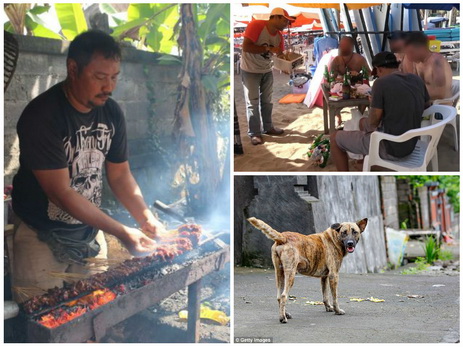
[174,4,221,217]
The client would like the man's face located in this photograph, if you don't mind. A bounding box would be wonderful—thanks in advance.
[389,39,404,53]
[339,38,354,56]
[274,15,290,31]
[374,66,386,78]
[68,53,120,109]
[404,44,425,62]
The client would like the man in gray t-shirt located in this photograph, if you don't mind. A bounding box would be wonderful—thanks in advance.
[331,52,430,171]
[240,8,294,145]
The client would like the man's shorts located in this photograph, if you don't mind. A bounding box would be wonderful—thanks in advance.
[335,129,398,161]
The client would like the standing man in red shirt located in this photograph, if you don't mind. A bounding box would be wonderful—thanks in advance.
[240,7,294,145]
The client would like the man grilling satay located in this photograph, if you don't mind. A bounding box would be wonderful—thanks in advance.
[11,30,166,299]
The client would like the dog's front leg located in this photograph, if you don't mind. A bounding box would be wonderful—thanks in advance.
[328,274,345,315]
[321,277,334,312]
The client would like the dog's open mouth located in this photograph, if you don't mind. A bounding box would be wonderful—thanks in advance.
[347,246,355,253]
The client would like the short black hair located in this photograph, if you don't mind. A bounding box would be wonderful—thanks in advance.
[388,30,408,41]
[404,31,429,47]
[67,30,121,72]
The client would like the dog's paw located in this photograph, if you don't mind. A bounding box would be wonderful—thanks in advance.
[325,305,334,312]
[285,312,292,319]
[279,316,288,323]
[335,309,346,315]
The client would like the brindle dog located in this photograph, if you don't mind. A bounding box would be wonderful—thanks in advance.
[247,217,368,323]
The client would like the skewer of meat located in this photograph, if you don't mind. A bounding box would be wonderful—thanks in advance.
[23,224,202,315]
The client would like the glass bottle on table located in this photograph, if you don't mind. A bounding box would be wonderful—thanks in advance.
[329,71,336,89]
[362,66,370,85]
[323,65,330,89]
[345,67,352,86]
[342,73,351,100]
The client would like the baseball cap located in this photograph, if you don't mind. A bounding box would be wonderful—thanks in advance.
[270,7,295,22]
[371,51,398,67]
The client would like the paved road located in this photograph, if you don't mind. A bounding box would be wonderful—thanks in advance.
[234,267,459,343]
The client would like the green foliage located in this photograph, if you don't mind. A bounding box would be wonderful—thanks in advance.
[438,249,454,261]
[400,219,409,229]
[400,257,429,274]
[54,3,88,40]
[395,175,460,213]
[422,236,439,264]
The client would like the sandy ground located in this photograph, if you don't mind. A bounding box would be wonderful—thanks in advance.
[234,266,459,343]
[234,69,460,172]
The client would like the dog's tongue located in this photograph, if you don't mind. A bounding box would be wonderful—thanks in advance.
[347,246,355,253]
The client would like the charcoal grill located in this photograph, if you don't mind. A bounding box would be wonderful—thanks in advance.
[22,235,229,343]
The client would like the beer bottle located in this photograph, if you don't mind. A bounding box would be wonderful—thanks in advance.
[345,67,352,86]
[323,65,330,88]
[329,71,335,89]
[342,73,350,100]
[362,66,370,85]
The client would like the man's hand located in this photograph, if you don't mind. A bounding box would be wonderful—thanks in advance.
[141,216,167,239]
[121,227,158,256]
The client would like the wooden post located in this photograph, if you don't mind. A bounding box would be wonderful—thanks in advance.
[186,279,201,343]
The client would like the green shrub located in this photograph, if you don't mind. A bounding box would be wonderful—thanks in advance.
[438,249,454,261]
[422,236,439,264]
[401,257,429,274]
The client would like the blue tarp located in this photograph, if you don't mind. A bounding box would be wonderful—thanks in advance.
[424,28,460,42]
[403,4,460,11]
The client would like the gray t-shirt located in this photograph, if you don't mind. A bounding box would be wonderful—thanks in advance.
[371,71,430,158]
[240,20,284,73]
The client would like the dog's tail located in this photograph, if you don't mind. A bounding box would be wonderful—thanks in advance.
[247,217,287,244]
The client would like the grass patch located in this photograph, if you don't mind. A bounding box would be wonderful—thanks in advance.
[423,236,439,264]
[438,249,454,261]
[401,257,429,275]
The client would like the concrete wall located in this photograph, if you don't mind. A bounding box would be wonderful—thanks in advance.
[4,35,181,206]
[418,186,431,229]
[235,176,388,273]
[233,176,257,265]
[239,176,316,268]
[311,176,387,273]
[380,176,399,229]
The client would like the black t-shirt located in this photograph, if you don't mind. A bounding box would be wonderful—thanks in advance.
[371,72,430,158]
[12,82,128,232]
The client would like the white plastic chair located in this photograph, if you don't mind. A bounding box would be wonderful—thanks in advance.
[432,79,460,151]
[363,105,457,172]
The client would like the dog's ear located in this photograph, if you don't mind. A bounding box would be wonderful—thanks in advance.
[331,223,342,232]
[356,218,368,233]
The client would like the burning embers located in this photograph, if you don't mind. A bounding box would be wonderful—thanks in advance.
[38,289,117,328]
[24,224,202,328]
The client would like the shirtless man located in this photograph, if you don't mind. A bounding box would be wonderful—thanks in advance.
[388,30,416,74]
[330,36,371,78]
[330,36,371,125]
[404,31,453,101]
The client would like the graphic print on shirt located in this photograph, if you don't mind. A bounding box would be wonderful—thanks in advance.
[260,43,275,59]
[47,123,113,224]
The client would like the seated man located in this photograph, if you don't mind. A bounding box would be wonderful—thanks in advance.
[405,31,453,101]
[329,36,371,79]
[331,52,430,171]
[388,30,416,74]
[330,36,371,125]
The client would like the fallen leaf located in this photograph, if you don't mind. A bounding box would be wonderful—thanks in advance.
[350,298,366,302]
[305,301,324,305]
[407,295,424,299]
[367,297,385,303]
